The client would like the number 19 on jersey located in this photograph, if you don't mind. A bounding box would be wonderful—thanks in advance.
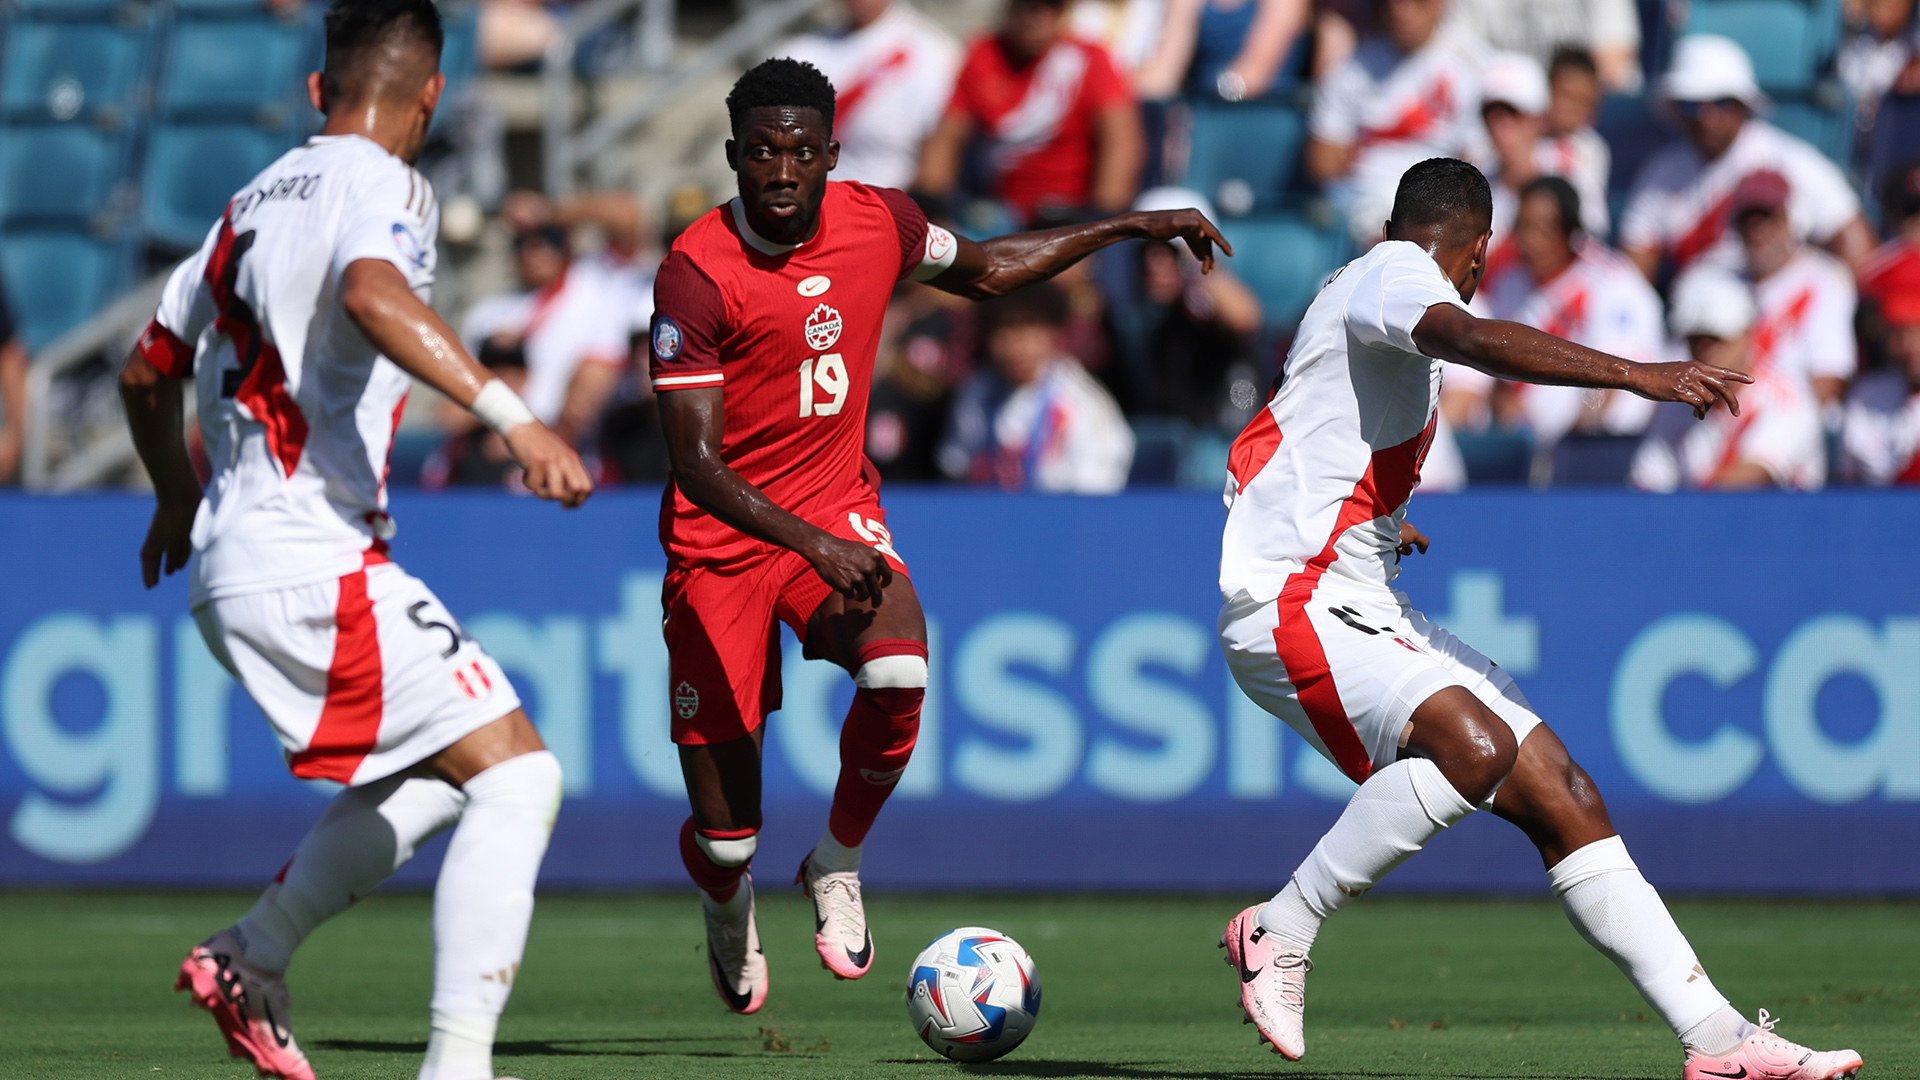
[799,354,848,417]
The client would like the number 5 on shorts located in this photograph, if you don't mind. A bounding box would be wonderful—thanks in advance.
[847,513,898,561]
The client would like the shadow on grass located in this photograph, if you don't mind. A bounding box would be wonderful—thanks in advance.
[881,1062,1663,1080]
[315,1036,757,1058]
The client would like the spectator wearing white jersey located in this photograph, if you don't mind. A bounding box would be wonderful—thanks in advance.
[462,224,629,448]
[1306,0,1485,244]
[500,187,657,342]
[1619,34,1877,282]
[1542,47,1611,230]
[1446,0,1640,90]
[1451,176,1662,445]
[778,0,960,190]
[1728,169,1858,410]
[1631,267,1825,491]
[1477,52,1608,259]
[1841,241,1920,483]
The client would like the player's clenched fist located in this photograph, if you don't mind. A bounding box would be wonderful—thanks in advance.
[805,533,892,604]
[505,424,595,507]
[1625,360,1753,420]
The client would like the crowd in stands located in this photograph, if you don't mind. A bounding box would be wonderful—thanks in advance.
[432,0,1920,495]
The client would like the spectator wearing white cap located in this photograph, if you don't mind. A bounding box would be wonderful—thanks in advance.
[1305,0,1485,244]
[1477,51,1608,262]
[1728,169,1858,411]
[1453,176,1662,446]
[1630,267,1825,491]
[1618,34,1877,283]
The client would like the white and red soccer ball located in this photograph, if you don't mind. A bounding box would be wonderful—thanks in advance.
[906,927,1041,1062]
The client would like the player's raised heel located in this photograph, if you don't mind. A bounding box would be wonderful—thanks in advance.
[1681,1010,1863,1080]
[175,930,316,1080]
[1221,904,1310,1060]
[703,875,769,1014]
[797,853,874,980]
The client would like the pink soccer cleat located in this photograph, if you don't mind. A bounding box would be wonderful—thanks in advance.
[797,853,873,980]
[1219,904,1311,1060]
[703,875,769,1014]
[175,929,316,1080]
[1682,1010,1863,1080]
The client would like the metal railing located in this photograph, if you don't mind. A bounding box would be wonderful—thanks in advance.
[22,269,174,492]
[541,0,825,195]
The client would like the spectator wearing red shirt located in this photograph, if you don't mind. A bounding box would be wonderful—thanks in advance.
[915,0,1144,225]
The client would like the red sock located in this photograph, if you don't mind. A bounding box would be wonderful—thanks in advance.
[827,640,926,848]
[679,817,756,903]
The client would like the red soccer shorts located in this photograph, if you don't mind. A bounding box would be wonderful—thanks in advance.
[663,501,909,745]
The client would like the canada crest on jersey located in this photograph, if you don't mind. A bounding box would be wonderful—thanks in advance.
[804,303,842,351]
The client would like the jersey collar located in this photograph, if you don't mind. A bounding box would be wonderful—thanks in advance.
[730,198,807,256]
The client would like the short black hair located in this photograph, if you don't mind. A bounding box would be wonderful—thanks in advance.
[979,281,1070,333]
[1548,45,1598,82]
[1519,175,1582,237]
[727,57,836,137]
[323,0,442,100]
[1387,158,1493,246]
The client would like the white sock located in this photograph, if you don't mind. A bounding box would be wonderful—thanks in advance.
[421,750,563,1080]
[235,775,466,972]
[1548,836,1750,1055]
[1258,757,1477,951]
[809,829,861,874]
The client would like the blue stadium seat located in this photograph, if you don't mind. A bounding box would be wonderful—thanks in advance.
[1453,429,1533,486]
[1772,95,1855,166]
[0,228,130,349]
[1867,94,1920,217]
[9,0,129,14]
[434,3,480,134]
[1549,433,1640,486]
[0,124,128,224]
[1182,101,1309,214]
[158,13,320,126]
[1218,212,1350,328]
[1597,94,1667,196]
[1,16,156,124]
[1683,0,1837,95]
[141,122,289,250]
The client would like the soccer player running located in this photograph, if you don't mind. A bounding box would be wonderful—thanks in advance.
[1217,158,1862,1080]
[120,2,593,1078]
[650,57,1227,1014]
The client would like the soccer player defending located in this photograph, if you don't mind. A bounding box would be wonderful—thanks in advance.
[1216,158,1862,1080]
[120,2,593,1077]
[650,57,1228,1013]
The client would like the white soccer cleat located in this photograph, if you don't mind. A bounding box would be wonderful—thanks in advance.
[797,853,874,980]
[1220,904,1310,1060]
[175,928,316,1080]
[702,875,769,1014]
[1681,1010,1863,1080]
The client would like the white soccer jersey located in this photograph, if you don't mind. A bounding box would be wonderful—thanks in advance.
[1457,241,1663,441]
[1839,370,1920,485]
[1537,127,1611,237]
[138,134,440,604]
[461,266,628,426]
[778,5,960,190]
[1618,119,1860,274]
[1220,241,1467,605]
[1748,246,1857,385]
[1629,368,1825,491]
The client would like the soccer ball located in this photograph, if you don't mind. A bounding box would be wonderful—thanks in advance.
[905,927,1041,1062]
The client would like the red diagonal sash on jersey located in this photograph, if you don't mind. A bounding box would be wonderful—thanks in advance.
[206,212,309,478]
[1895,441,1920,485]
[1749,285,1815,380]
[1358,75,1453,149]
[1672,188,1737,270]
[835,47,912,123]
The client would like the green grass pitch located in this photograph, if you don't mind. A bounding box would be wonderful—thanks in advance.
[2,890,1914,1079]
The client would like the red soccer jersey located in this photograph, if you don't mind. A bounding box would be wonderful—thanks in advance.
[945,35,1132,223]
[649,181,957,568]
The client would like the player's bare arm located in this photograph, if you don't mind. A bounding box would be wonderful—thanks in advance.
[927,209,1233,300]
[656,386,891,604]
[1413,301,1749,421]
[119,350,202,588]
[337,258,593,506]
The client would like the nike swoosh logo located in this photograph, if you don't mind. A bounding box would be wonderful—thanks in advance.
[260,998,291,1048]
[845,932,873,969]
[708,950,755,1012]
[1698,1067,1747,1079]
[1242,964,1263,984]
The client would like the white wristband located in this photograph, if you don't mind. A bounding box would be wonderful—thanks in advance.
[471,378,537,436]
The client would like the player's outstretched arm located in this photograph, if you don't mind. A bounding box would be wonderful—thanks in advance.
[338,259,593,507]
[926,210,1233,300]
[1412,303,1751,421]
[657,387,892,604]
[120,349,202,588]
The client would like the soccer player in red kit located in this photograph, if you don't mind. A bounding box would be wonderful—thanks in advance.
[651,57,1229,1013]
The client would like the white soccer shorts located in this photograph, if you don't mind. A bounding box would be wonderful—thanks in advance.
[1219,574,1541,794]
[192,556,522,786]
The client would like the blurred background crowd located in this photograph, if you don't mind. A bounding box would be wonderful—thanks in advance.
[1,0,1918,494]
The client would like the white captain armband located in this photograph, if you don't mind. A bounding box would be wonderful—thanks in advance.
[908,224,960,282]
[471,378,537,436]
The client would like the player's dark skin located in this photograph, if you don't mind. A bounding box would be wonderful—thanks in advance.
[1382,212,1752,867]
[666,104,1233,831]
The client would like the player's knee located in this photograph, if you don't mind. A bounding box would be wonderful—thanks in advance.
[854,653,927,690]
[695,829,758,868]
[1445,716,1519,805]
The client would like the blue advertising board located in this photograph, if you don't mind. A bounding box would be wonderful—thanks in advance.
[0,490,1915,894]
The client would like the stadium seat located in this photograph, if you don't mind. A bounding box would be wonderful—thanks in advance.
[1682,0,1841,95]
[1218,212,1350,328]
[1182,101,1309,214]
[158,14,321,127]
[1127,417,1189,486]
[8,0,129,14]
[1548,433,1640,486]
[434,3,480,134]
[1453,429,1533,486]
[1771,94,1855,167]
[1867,93,1920,217]
[0,123,128,224]
[1597,94,1667,197]
[141,122,289,250]
[0,228,130,349]
[1,16,156,124]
